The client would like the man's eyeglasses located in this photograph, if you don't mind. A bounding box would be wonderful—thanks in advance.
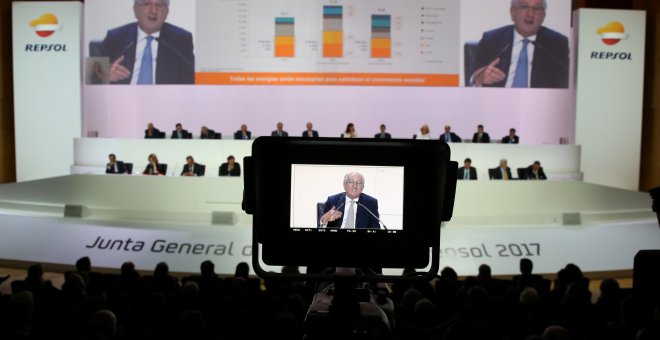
[515,4,545,14]
[345,180,364,187]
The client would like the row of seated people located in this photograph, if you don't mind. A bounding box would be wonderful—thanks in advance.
[145,122,298,140]
[458,158,547,180]
[108,153,545,179]
[2,256,655,340]
[106,153,241,176]
[144,121,522,144]
[415,124,520,144]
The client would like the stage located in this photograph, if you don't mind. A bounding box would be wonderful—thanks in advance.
[0,173,656,277]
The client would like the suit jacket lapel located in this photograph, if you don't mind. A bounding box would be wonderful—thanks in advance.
[499,26,515,85]
[123,23,139,79]
[337,193,347,215]
[355,193,366,228]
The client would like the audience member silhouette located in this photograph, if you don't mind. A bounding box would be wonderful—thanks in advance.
[86,309,117,340]
[1,258,657,340]
[513,258,548,297]
[234,261,250,280]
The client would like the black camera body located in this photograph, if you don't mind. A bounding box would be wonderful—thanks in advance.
[242,137,457,338]
[243,137,457,273]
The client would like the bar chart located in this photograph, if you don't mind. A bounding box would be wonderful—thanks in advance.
[322,6,343,58]
[195,0,460,86]
[371,14,391,58]
[274,17,294,57]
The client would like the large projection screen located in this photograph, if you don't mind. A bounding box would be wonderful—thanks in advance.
[83,0,574,144]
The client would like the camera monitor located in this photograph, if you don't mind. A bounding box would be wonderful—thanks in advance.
[243,137,457,273]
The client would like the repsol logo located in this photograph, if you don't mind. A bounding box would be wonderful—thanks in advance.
[25,44,68,52]
[590,51,632,60]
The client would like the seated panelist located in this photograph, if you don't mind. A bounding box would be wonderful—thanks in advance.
[171,123,191,139]
[234,124,251,140]
[143,153,166,175]
[106,153,127,174]
[144,122,162,139]
[181,155,204,176]
[219,155,241,176]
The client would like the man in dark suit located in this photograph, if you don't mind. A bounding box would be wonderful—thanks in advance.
[502,128,520,144]
[219,155,241,176]
[319,172,381,229]
[200,126,217,139]
[271,122,288,137]
[439,125,462,143]
[102,0,194,85]
[457,158,477,180]
[234,124,251,140]
[470,0,568,89]
[472,124,491,143]
[302,122,319,138]
[106,153,127,174]
[374,124,392,139]
[181,155,204,176]
[525,161,547,180]
[171,123,191,139]
[144,122,163,139]
[492,159,513,180]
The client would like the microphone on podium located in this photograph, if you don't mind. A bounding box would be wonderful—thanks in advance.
[496,43,512,58]
[356,201,388,230]
[114,39,136,63]
[530,40,569,73]
[155,37,194,67]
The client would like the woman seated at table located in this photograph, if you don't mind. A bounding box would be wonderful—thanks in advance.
[143,153,166,176]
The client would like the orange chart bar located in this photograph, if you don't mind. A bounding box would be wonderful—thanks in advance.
[323,6,343,58]
[274,17,294,58]
[371,47,391,58]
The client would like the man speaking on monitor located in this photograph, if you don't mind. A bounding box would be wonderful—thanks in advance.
[102,0,194,84]
[470,0,568,89]
[319,172,383,229]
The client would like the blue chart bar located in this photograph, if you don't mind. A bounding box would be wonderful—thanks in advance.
[275,17,294,24]
[372,15,391,29]
[323,5,343,16]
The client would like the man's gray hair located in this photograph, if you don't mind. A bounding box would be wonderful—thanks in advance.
[135,0,170,6]
[343,172,365,185]
[511,0,547,9]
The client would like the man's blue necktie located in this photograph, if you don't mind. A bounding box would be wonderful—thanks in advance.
[512,39,529,88]
[137,36,154,84]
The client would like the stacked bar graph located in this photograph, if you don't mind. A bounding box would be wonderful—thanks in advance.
[322,6,343,58]
[371,15,391,58]
[274,17,295,57]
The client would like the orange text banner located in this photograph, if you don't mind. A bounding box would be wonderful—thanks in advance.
[196,72,459,87]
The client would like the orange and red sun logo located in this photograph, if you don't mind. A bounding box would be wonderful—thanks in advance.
[29,13,62,38]
[596,21,628,46]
